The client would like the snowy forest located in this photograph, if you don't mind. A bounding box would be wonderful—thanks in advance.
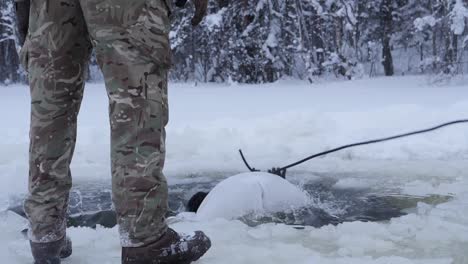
[2,1,468,263]
[1,0,468,84]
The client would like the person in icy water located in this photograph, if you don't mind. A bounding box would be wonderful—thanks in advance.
[187,172,312,218]
[15,0,211,263]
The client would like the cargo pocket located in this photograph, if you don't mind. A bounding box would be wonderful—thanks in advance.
[127,0,172,68]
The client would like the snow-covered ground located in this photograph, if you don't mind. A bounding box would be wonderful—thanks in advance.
[1,76,468,263]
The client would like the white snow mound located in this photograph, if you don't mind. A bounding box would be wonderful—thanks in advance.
[196,172,310,220]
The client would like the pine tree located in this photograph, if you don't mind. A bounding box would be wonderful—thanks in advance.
[1,0,467,84]
[0,0,21,84]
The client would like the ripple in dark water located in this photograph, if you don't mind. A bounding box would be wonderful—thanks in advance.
[6,174,452,230]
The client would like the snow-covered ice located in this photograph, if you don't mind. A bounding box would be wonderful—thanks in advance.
[1,76,468,263]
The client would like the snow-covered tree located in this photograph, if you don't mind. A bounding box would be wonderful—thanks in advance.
[1,0,467,84]
[0,0,22,84]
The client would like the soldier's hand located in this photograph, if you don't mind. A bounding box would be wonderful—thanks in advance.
[175,0,208,26]
[15,0,30,46]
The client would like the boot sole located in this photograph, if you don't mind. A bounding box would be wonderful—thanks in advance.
[159,259,199,264]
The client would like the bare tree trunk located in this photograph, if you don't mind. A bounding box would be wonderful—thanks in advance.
[0,40,21,83]
[444,30,453,73]
[310,6,325,75]
[0,0,21,84]
[380,0,394,76]
[452,34,458,64]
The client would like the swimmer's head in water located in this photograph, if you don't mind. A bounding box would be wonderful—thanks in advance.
[187,192,209,212]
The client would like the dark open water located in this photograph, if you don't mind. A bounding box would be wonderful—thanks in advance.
[7,173,452,229]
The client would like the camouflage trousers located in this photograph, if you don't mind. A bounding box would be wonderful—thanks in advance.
[21,0,172,247]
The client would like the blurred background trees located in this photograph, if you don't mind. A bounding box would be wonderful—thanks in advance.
[1,0,467,84]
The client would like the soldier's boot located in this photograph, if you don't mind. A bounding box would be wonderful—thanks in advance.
[122,228,211,264]
[30,237,72,264]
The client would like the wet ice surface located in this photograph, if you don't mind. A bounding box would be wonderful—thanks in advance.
[2,169,467,264]
[8,171,431,228]
[4,169,465,264]
[2,77,468,263]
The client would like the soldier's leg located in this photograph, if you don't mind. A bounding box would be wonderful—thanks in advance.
[23,0,92,243]
[80,0,172,247]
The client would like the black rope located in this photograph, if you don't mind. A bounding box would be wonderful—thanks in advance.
[239,149,259,172]
[239,119,468,177]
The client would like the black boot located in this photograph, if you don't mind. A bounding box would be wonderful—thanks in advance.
[122,228,211,264]
[30,237,72,264]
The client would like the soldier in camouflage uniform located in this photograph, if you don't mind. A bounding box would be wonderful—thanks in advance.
[15,0,211,263]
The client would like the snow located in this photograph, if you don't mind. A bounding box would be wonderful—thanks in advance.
[203,8,226,32]
[196,172,310,220]
[450,0,468,35]
[1,76,468,263]
[414,16,436,31]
